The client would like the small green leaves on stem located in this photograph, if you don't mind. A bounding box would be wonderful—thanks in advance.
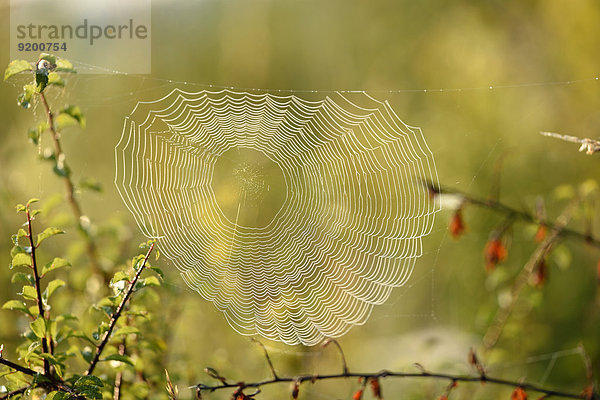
[85,242,156,376]
[41,258,70,277]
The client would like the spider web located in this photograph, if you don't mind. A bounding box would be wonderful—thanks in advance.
[114,88,440,345]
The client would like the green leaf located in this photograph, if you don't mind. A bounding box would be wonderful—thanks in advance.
[22,340,40,363]
[113,326,140,337]
[27,198,40,207]
[56,105,85,129]
[72,331,94,345]
[80,347,94,363]
[74,375,103,389]
[36,227,64,246]
[39,353,65,377]
[4,59,32,80]
[27,127,41,145]
[44,279,65,300]
[11,272,33,285]
[93,322,109,340]
[47,71,64,87]
[75,386,102,400]
[2,299,30,314]
[112,271,130,283]
[16,203,27,212]
[40,352,62,367]
[30,317,47,338]
[42,257,71,276]
[48,319,58,338]
[3,369,31,387]
[150,266,164,279]
[102,354,135,366]
[55,58,76,73]
[11,245,31,258]
[78,177,102,192]
[15,228,28,241]
[21,285,38,301]
[46,391,73,400]
[11,252,31,268]
[56,313,78,322]
[142,276,161,287]
[53,160,71,178]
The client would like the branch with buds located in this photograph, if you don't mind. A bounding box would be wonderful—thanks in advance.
[194,341,597,400]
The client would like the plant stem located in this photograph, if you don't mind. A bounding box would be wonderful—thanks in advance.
[483,199,576,348]
[85,243,154,376]
[25,206,50,376]
[39,92,101,275]
[426,181,600,249]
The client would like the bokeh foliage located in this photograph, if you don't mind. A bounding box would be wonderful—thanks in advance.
[1,1,599,399]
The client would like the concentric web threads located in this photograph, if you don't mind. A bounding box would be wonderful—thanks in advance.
[114,89,440,346]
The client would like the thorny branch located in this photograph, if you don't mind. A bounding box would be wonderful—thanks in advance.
[196,342,599,399]
[85,242,155,376]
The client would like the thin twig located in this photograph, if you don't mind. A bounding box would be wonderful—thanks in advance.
[322,339,348,375]
[483,199,577,348]
[541,131,600,155]
[578,343,594,386]
[0,359,76,398]
[0,357,38,376]
[424,181,600,249]
[196,369,597,399]
[39,92,101,275]
[0,386,28,399]
[251,339,278,380]
[113,340,126,400]
[85,243,155,376]
[25,206,50,376]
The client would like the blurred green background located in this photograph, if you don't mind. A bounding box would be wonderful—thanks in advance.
[1,0,599,398]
